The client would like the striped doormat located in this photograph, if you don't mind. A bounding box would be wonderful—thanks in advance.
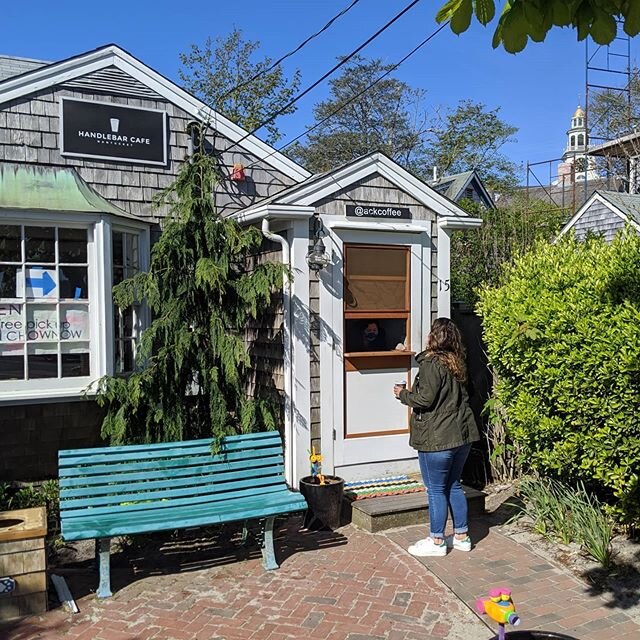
[344,475,425,501]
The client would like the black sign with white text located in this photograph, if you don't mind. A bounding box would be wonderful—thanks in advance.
[60,98,168,166]
[346,204,412,220]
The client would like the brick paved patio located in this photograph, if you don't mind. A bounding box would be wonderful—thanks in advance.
[0,517,488,640]
[2,513,638,640]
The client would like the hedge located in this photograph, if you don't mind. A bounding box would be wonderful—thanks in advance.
[477,230,640,523]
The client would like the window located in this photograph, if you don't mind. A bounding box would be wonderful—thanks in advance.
[570,135,576,148]
[112,230,142,374]
[344,245,410,353]
[577,133,584,147]
[0,225,91,383]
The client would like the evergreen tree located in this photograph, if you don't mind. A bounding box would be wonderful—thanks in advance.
[96,151,285,444]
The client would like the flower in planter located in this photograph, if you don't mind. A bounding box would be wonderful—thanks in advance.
[308,447,325,485]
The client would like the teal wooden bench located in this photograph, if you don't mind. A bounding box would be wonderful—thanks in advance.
[58,431,307,598]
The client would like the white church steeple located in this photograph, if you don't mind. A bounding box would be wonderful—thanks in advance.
[555,106,598,184]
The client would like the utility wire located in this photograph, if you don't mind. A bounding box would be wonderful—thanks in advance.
[226,0,423,150]
[241,22,448,172]
[216,0,363,105]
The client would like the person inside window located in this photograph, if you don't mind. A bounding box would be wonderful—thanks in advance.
[361,320,386,351]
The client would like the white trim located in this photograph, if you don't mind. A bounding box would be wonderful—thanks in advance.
[326,220,429,233]
[232,204,315,225]
[290,219,312,485]
[560,191,640,237]
[438,216,483,230]
[0,45,310,182]
[59,96,169,167]
[276,153,470,219]
[437,226,451,318]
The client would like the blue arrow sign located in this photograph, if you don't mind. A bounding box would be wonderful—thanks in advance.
[26,271,56,296]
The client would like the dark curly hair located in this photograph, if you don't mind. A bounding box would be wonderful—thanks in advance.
[425,317,468,384]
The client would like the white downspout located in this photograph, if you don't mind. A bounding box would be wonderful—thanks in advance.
[261,218,294,487]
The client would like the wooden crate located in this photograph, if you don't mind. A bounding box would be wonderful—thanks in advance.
[0,507,47,620]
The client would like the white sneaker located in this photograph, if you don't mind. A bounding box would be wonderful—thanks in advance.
[447,535,472,552]
[408,537,447,557]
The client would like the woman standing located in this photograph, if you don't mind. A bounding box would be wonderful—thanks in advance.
[394,317,480,557]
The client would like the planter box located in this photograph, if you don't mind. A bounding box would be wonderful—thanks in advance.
[0,507,47,620]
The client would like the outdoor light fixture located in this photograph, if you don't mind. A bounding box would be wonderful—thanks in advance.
[306,215,330,272]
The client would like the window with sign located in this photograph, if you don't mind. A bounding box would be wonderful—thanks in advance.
[0,225,91,382]
[112,231,143,374]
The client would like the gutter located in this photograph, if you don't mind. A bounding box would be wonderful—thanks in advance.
[260,218,294,487]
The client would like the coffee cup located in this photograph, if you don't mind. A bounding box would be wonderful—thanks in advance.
[394,381,406,389]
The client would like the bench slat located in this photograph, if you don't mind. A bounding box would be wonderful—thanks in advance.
[59,458,284,496]
[61,492,308,541]
[59,438,281,466]
[58,431,278,458]
[59,446,284,478]
[60,474,287,510]
[60,482,290,519]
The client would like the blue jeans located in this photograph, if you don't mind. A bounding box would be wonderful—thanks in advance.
[418,444,472,539]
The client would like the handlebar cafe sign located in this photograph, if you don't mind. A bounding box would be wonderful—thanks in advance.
[60,98,168,166]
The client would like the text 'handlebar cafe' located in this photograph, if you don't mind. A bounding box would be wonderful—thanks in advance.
[0,45,480,484]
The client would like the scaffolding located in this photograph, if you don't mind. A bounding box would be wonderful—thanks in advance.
[525,24,634,213]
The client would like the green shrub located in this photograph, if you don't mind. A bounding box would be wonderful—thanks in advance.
[478,230,640,524]
[511,476,614,567]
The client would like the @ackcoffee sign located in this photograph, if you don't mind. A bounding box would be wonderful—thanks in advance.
[346,204,412,220]
[60,98,168,166]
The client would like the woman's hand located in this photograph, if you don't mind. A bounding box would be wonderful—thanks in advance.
[393,384,403,399]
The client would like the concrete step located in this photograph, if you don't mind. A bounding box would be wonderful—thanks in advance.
[344,485,486,533]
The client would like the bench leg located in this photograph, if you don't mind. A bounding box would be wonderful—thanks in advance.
[260,517,278,571]
[96,538,112,598]
[241,520,249,545]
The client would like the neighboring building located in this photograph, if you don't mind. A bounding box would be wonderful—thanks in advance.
[555,106,599,186]
[0,45,480,484]
[560,190,640,240]
[428,169,495,209]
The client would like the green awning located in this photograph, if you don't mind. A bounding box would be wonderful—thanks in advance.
[0,163,144,221]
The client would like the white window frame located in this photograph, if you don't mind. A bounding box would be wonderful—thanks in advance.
[110,223,151,376]
[0,211,150,404]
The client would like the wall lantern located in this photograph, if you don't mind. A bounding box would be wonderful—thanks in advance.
[306,215,330,272]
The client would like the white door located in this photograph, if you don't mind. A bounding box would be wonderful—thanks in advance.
[319,224,432,480]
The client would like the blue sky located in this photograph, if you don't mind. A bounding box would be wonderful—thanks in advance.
[1,1,637,180]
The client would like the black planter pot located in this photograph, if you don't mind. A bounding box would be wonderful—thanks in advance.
[299,475,344,530]
[489,632,580,640]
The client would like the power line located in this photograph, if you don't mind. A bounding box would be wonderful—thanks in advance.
[241,22,448,172]
[225,0,423,150]
[216,0,363,105]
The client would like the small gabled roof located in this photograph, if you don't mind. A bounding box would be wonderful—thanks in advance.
[428,170,495,208]
[560,190,640,236]
[0,163,145,221]
[0,44,310,183]
[237,152,479,224]
[0,54,48,81]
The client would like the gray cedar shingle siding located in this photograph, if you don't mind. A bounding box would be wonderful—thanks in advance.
[573,200,626,242]
[0,56,48,82]
[244,236,286,423]
[309,172,439,454]
[0,68,296,221]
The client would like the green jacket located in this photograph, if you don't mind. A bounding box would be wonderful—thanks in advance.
[399,352,480,452]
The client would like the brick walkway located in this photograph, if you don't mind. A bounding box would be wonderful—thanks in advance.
[1,517,488,640]
[388,519,640,640]
[3,514,638,640]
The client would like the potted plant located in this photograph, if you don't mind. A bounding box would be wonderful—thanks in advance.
[299,447,344,530]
